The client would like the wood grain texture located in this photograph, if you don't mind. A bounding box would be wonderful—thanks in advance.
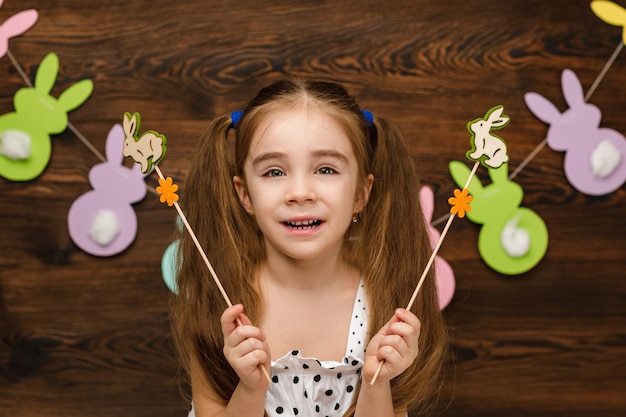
[1,0,624,416]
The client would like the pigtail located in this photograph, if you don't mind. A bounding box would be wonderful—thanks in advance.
[169,115,263,404]
[354,117,448,415]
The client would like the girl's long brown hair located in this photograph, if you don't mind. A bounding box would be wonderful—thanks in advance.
[170,79,448,415]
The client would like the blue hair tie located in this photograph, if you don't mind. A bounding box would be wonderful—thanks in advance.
[361,109,374,126]
[230,110,244,129]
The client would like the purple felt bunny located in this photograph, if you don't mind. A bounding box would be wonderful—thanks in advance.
[68,124,147,256]
[524,69,626,196]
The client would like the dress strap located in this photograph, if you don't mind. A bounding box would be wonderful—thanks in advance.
[345,281,367,359]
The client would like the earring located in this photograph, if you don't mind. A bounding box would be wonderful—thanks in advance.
[352,213,359,223]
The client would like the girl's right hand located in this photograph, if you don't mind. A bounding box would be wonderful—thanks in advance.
[221,304,271,392]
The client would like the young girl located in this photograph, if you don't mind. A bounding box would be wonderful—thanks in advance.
[170,79,448,417]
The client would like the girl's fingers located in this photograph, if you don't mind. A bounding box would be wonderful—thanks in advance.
[228,338,270,366]
[392,308,421,334]
[378,309,420,344]
[227,331,267,357]
[370,309,422,377]
[222,306,267,353]
[220,304,271,387]
[221,304,254,335]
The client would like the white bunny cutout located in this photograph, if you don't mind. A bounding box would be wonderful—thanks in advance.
[525,69,626,196]
[467,105,510,168]
[122,112,166,174]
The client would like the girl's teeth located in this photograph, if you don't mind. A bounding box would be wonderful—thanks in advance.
[286,220,320,229]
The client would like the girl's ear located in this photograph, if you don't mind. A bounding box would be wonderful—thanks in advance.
[233,176,255,215]
[354,173,374,213]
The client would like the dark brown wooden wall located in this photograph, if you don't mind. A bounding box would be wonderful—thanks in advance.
[1,0,624,416]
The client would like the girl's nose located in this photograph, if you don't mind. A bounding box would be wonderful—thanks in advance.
[285,175,317,204]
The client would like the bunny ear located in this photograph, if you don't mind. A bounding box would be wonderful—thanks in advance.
[58,79,93,112]
[487,162,510,184]
[524,92,561,124]
[123,113,132,135]
[591,0,626,27]
[561,69,585,108]
[419,186,435,221]
[104,124,125,163]
[487,106,510,129]
[34,52,59,95]
[0,9,39,38]
[449,160,483,195]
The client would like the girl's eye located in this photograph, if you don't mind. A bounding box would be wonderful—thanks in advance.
[317,166,337,175]
[264,169,285,177]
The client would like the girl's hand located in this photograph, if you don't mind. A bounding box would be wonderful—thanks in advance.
[363,308,421,384]
[221,304,271,392]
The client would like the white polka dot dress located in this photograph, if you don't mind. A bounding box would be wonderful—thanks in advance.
[187,283,368,417]
[265,282,368,417]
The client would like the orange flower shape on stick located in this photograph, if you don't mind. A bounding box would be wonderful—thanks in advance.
[156,176,179,207]
[448,188,472,218]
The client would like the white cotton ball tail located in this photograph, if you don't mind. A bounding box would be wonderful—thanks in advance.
[89,210,122,246]
[590,139,621,178]
[501,216,530,258]
[0,130,32,160]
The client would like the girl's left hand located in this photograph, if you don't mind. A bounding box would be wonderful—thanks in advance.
[363,308,421,384]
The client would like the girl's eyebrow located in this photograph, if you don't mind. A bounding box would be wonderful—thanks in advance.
[251,149,348,168]
[312,149,349,163]
[251,152,284,168]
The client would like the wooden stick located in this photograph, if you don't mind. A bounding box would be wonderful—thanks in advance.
[370,161,480,385]
[153,165,271,383]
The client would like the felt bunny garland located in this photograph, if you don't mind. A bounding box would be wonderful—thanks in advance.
[1,1,621,272]
[123,111,271,384]
[0,5,138,256]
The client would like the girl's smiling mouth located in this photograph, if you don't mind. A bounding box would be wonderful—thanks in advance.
[282,219,323,230]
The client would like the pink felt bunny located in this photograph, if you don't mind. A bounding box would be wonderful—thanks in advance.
[419,186,455,310]
[0,0,38,58]
[524,69,626,196]
[68,124,147,256]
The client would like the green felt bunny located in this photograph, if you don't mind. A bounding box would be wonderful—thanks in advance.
[449,161,549,275]
[0,52,93,181]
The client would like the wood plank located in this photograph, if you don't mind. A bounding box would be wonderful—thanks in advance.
[1,0,624,416]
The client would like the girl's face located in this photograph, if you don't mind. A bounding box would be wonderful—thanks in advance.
[234,106,372,263]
